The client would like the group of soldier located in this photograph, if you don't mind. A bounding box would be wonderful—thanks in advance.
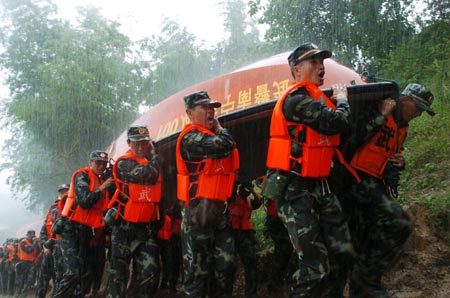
[0,41,436,298]
[0,231,39,297]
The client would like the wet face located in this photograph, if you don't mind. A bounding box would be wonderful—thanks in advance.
[89,160,108,176]
[401,96,424,122]
[128,140,151,158]
[292,56,326,86]
[187,104,216,129]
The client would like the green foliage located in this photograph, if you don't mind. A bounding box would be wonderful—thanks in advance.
[421,190,450,244]
[251,204,273,251]
[249,0,415,72]
[137,19,217,105]
[378,17,450,243]
[0,0,274,211]
[137,0,273,104]
[400,114,450,242]
[424,0,450,23]
[215,0,271,73]
[246,0,450,245]
[378,19,450,197]
[378,20,450,96]
[0,0,141,210]
[250,0,351,52]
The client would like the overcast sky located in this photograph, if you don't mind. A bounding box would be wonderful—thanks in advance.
[0,0,242,240]
[56,0,229,44]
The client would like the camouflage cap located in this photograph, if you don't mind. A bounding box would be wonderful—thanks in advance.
[288,43,332,67]
[57,183,70,192]
[89,150,108,162]
[127,125,150,141]
[402,83,435,116]
[26,230,35,237]
[184,90,221,109]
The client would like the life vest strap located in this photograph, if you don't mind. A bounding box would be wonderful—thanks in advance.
[335,149,361,183]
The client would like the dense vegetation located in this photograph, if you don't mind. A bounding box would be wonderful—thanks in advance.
[0,0,449,242]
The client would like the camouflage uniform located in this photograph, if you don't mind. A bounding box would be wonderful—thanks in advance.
[55,220,94,298]
[55,167,109,298]
[341,84,434,297]
[35,239,55,298]
[266,82,354,297]
[15,232,40,297]
[347,172,411,297]
[181,200,235,298]
[0,244,6,294]
[178,105,237,298]
[36,200,59,298]
[4,240,17,296]
[107,143,162,298]
[52,243,64,294]
[264,199,294,292]
[35,238,64,298]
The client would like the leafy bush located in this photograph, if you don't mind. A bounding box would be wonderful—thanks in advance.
[399,96,450,243]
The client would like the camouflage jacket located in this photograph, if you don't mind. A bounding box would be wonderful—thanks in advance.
[74,171,104,209]
[282,86,351,136]
[282,86,350,158]
[116,153,161,185]
[180,127,235,162]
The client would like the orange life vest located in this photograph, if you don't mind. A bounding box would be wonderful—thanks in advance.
[228,196,253,230]
[351,114,407,179]
[176,124,239,204]
[49,193,68,241]
[62,168,109,228]
[267,81,340,178]
[111,149,162,223]
[6,244,14,262]
[0,246,5,262]
[57,193,68,218]
[157,215,172,240]
[44,201,59,240]
[17,238,37,262]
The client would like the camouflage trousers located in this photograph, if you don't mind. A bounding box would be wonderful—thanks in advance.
[35,250,55,298]
[54,221,96,298]
[52,244,64,293]
[181,199,235,298]
[0,262,6,294]
[277,176,355,298]
[107,220,160,298]
[264,214,294,291]
[35,243,64,297]
[4,262,15,296]
[347,173,412,297]
[15,260,36,296]
[232,229,258,297]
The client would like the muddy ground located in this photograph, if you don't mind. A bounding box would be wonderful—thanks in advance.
[229,202,450,298]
